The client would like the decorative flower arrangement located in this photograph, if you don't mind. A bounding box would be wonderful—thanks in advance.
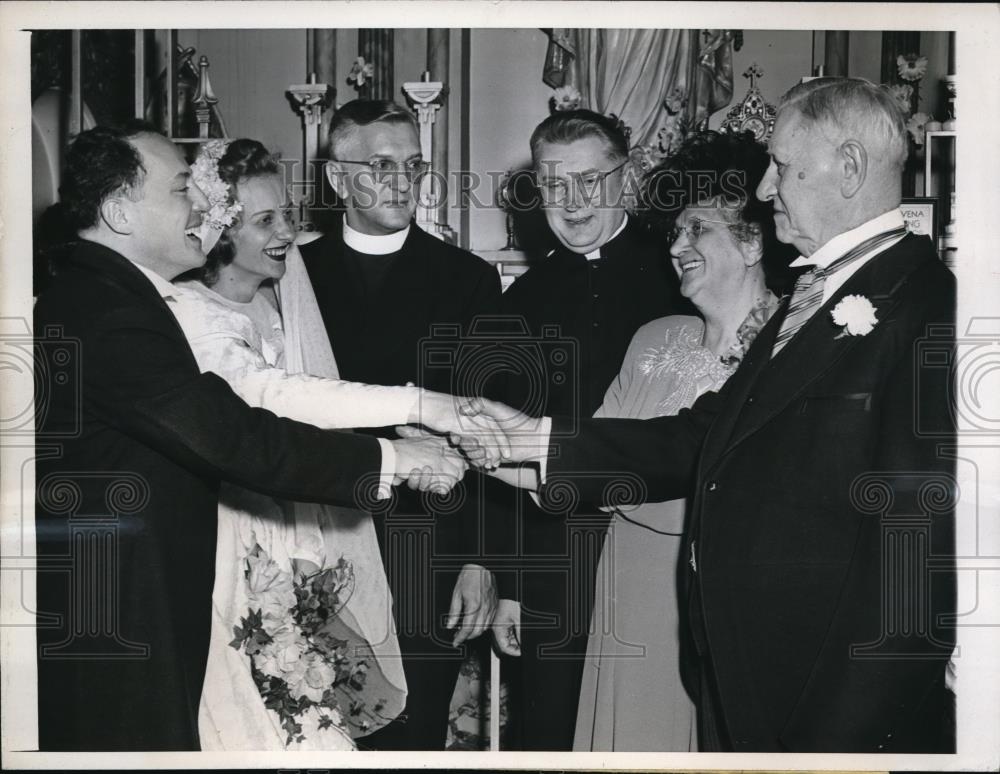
[190,140,243,252]
[550,84,582,112]
[831,294,879,337]
[632,89,691,173]
[230,543,389,747]
[347,57,374,89]
[905,112,932,146]
[897,54,929,82]
[881,52,941,145]
[887,83,915,114]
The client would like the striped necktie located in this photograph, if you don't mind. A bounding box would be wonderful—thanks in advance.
[771,226,906,357]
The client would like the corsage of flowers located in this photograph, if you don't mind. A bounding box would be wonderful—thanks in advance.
[831,294,878,337]
[189,140,243,254]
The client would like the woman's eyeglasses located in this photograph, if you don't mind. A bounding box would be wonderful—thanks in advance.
[534,157,631,204]
[334,158,429,184]
[668,217,739,245]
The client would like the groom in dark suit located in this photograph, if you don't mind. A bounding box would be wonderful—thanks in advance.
[33,125,465,751]
[299,99,502,749]
[479,78,956,752]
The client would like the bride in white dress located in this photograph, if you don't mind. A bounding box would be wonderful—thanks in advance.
[170,139,494,750]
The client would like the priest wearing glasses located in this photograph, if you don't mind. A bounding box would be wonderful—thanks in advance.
[489,109,693,751]
[299,99,501,750]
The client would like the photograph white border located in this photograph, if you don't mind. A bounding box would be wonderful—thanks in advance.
[2,2,998,771]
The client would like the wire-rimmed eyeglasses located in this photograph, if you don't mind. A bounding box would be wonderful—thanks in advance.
[668,217,740,245]
[333,157,429,184]
[534,157,631,204]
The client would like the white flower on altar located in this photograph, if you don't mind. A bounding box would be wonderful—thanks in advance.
[551,85,582,112]
[886,83,914,114]
[347,57,374,88]
[897,54,929,82]
[906,112,931,146]
[831,295,878,337]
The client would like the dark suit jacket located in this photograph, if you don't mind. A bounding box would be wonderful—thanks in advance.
[492,218,694,749]
[545,234,956,752]
[34,241,384,751]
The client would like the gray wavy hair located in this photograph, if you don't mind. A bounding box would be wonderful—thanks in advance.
[778,77,908,171]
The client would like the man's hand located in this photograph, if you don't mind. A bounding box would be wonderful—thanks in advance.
[446,564,498,646]
[391,432,468,494]
[491,598,521,657]
[448,398,546,467]
[409,391,512,469]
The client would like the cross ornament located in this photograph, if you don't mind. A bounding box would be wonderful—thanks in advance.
[744,62,763,90]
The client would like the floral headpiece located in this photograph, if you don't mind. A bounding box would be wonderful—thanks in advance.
[190,139,243,254]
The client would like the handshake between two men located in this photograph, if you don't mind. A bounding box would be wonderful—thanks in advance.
[390,392,542,494]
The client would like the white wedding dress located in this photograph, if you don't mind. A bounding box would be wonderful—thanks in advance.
[170,246,413,750]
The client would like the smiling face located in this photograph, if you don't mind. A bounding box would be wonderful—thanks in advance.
[534,136,627,254]
[226,174,295,285]
[669,203,761,313]
[756,109,842,256]
[125,133,210,278]
[327,120,421,235]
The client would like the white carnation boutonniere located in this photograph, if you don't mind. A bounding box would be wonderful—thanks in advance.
[831,294,878,338]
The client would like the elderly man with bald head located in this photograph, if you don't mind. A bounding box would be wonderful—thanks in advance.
[480,77,956,752]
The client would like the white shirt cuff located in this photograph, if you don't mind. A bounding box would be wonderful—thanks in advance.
[529,416,553,508]
[377,438,396,500]
[536,416,553,484]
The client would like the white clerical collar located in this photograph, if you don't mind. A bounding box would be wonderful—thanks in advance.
[131,261,178,300]
[584,214,629,261]
[343,220,411,255]
[790,209,905,269]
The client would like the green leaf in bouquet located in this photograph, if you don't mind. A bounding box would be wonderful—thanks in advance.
[317,713,335,730]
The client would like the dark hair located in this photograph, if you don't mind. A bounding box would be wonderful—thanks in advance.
[638,130,796,291]
[328,99,418,159]
[59,120,162,233]
[199,138,281,285]
[529,109,629,167]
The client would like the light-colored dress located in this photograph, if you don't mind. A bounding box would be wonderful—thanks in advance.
[169,250,416,751]
[573,315,737,752]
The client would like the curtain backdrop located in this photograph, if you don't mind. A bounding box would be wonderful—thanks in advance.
[544,29,735,150]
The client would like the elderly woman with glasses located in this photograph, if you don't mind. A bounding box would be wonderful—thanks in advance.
[572,129,795,752]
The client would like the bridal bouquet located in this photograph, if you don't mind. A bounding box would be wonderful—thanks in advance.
[230,544,388,746]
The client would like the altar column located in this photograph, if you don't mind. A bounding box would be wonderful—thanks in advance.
[427,29,451,230]
[824,31,849,77]
[359,29,394,101]
[312,28,336,156]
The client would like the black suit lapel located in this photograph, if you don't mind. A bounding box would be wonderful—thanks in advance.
[64,242,194,346]
[698,303,786,470]
[707,234,935,462]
